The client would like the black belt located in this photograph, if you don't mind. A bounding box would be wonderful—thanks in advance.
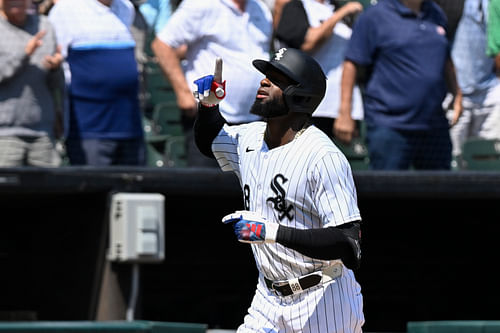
[265,274,322,297]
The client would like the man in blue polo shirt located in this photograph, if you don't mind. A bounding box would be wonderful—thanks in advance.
[334,0,463,170]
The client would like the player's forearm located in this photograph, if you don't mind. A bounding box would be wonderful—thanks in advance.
[276,222,361,270]
[194,104,226,158]
[151,38,192,100]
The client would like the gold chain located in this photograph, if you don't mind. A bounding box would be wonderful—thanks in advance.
[294,126,307,140]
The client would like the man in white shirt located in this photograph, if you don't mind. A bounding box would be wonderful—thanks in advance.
[275,0,364,139]
[152,0,273,167]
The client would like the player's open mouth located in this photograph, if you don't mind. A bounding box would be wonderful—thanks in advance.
[256,89,268,99]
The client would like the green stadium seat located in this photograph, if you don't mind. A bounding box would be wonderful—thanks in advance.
[462,138,500,170]
[332,120,370,170]
[146,141,168,167]
[164,136,187,167]
[143,102,187,167]
[334,138,370,171]
[152,101,183,137]
[0,320,207,333]
[408,320,500,333]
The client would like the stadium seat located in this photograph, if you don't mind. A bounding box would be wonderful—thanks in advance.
[462,138,500,170]
[333,121,370,170]
[146,141,168,168]
[152,101,183,137]
[334,138,370,171]
[164,136,187,167]
[0,320,207,332]
[408,320,500,333]
[143,102,187,167]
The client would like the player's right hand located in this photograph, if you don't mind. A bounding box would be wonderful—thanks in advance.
[222,210,279,244]
[193,58,226,106]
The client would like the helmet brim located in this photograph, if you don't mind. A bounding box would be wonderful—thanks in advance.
[252,59,298,85]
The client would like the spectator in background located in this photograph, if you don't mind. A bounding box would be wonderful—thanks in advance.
[335,0,463,170]
[270,0,291,28]
[448,0,500,169]
[151,0,273,167]
[488,0,500,76]
[36,0,58,15]
[139,0,172,34]
[274,0,364,139]
[130,0,150,115]
[0,0,64,167]
[433,0,465,41]
[49,0,145,166]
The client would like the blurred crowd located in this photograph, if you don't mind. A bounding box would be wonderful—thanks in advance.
[0,0,499,170]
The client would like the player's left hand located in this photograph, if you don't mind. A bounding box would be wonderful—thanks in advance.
[222,210,279,244]
[193,58,226,106]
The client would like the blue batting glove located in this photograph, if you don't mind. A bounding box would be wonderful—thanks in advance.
[234,220,267,243]
[193,75,214,100]
[222,210,278,244]
[193,58,226,106]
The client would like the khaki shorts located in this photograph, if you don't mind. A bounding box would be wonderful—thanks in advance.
[0,135,61,167]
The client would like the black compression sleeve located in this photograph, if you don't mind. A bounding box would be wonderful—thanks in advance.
[276,222,362,270]
[193,104,226,158]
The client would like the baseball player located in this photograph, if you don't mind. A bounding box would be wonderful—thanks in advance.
[193,48,364,333]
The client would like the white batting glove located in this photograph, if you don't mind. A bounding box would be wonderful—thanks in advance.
[193,58,226,107]
[222,210,279,244]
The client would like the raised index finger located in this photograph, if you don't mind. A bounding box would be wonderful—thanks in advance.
[213,58,223,83]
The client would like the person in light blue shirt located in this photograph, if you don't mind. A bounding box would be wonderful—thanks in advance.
[139,0,172,34]
[449,0,500,168]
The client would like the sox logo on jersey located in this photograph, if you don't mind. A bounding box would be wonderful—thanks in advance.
[266,174,294,221]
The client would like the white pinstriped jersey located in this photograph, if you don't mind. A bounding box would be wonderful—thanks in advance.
[213,121,364,332]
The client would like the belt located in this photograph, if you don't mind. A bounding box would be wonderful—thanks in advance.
[264,263,343,297]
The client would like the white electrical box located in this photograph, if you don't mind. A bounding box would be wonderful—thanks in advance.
[108,192,165,263]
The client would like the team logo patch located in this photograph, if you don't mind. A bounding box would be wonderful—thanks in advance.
[274,48,287,61]
[266,174,294,221]
[436,25,446,36]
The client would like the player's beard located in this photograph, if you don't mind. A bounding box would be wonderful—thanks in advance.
[249,96,288,119]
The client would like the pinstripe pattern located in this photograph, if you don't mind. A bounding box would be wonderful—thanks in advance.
[213,123,364,332]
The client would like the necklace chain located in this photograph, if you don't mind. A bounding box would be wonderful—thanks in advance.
[294,126,307,140]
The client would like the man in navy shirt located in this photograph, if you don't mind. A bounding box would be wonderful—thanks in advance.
[334,0,463,170]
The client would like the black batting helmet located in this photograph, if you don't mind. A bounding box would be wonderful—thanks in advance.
[253,48,326,115]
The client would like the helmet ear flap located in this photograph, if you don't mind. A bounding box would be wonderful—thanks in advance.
[283,85,313,114]
[283,85,296,112]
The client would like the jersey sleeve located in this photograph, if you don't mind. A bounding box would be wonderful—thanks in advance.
[344,10,377,66]
[312,152,361,228]
[48,2,74,58]
[156,0,209,48]
[212,123,246,175]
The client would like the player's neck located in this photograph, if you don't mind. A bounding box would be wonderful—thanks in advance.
[264,114,309,149]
